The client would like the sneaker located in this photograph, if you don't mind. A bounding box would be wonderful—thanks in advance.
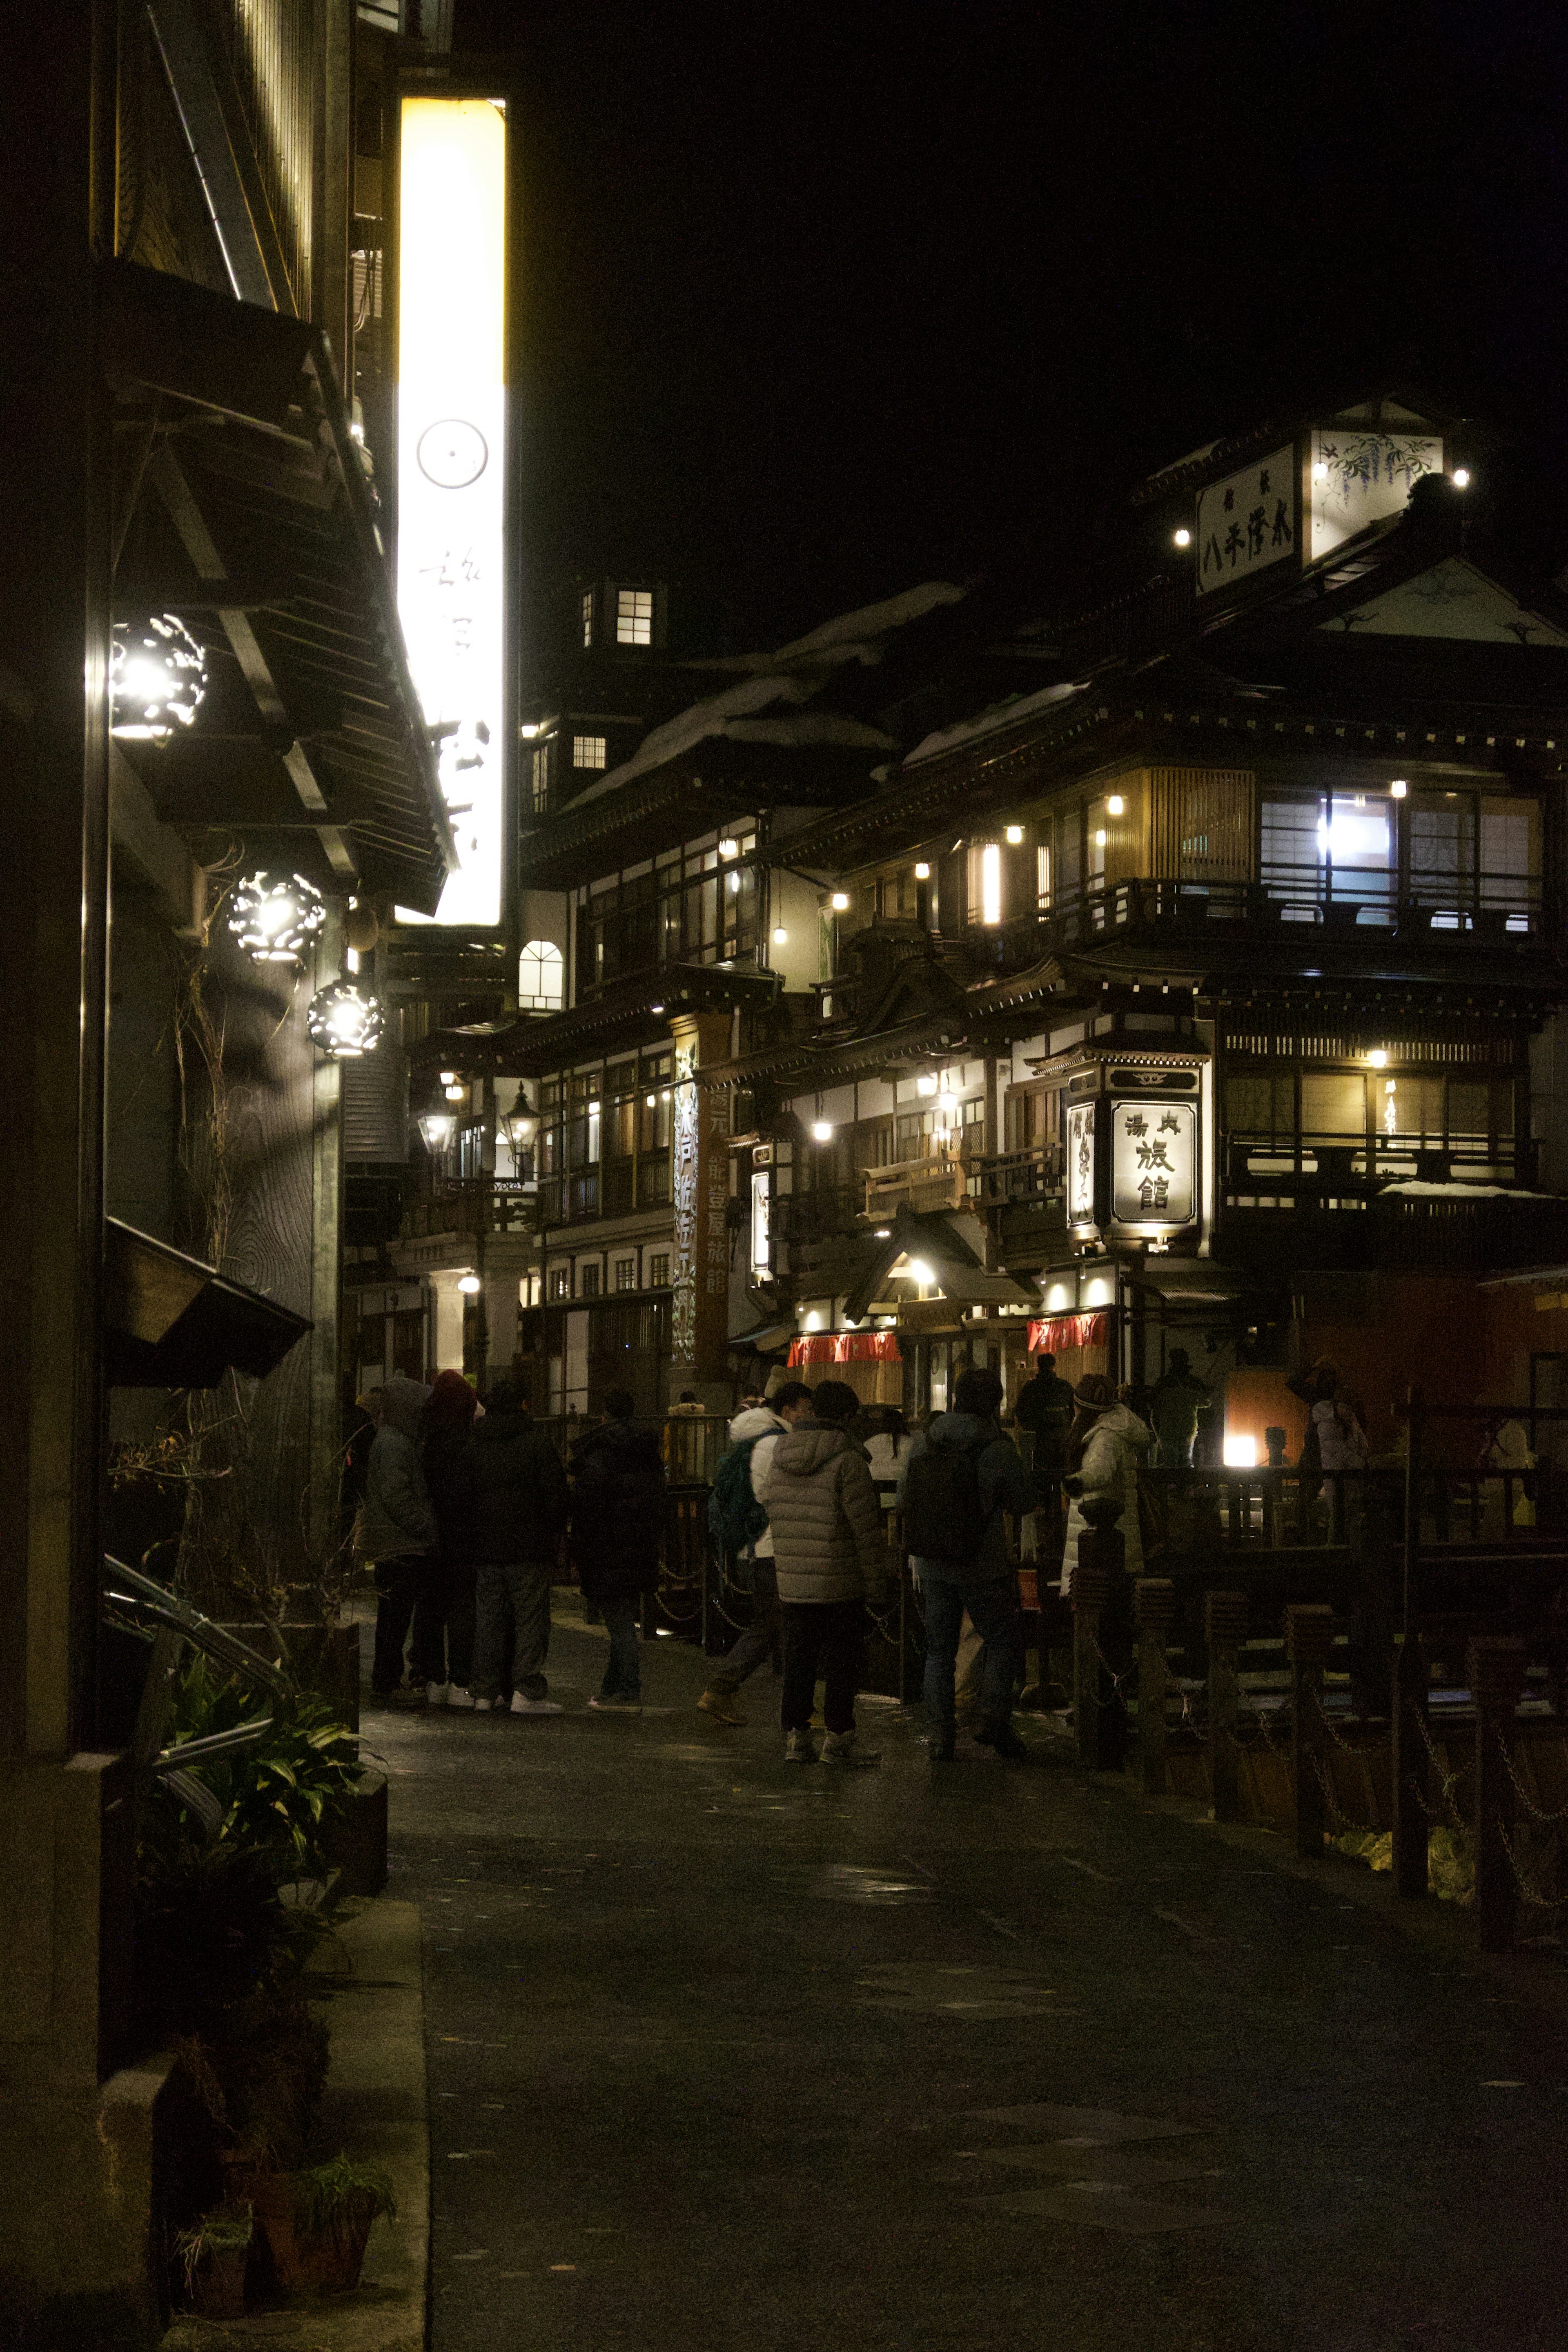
[589,1693,642,1714]
[470,1695,495,1712]
[446,1687,477,1710]
[784,1728,815,1763]
[510,1694,563,1715]
[426,1682,448,1706]
[699,1689,746,1726]
[820,1728,880,1767]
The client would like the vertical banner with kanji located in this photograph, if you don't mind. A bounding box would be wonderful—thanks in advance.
[669,1013,732,1384]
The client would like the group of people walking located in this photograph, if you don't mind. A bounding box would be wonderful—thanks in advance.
[357,1376,666,1714]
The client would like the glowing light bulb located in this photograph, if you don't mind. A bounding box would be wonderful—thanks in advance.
[718,837,739,858]
[916,1074,937,1097]
[457,1273,482,1295]
[1174,527,1192,548]
[772,927,788,945]
[1107,794,1125,816]
[1390,780,1408,799]
[1452,468,1470,488]
[1004,825,1024,846]
[1366,1049,1388,1069]
[908,1259,934,1287]
[811,1120,833,1143]
[914,863,931,880]
[830,892,850,911]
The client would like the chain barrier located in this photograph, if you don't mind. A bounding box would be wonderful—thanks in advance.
[1408,1709,1467,1829]
[1489,1719,1568,1826]
[1494,1814,1568,1915]
[1090,1633,1133,1698]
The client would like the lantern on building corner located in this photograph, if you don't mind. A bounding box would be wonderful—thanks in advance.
[111,613,207,740]
[306,978,385,1059]
[416,1111,455,1155]
[228,870,327,963]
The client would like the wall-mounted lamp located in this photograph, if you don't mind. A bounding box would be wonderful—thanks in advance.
[718,837,740,859]
[915,1073,937,1097]
[771,927,788,946]
[1173,527,1192,549]
[457,1272,482,1296]
[1107,794,1125,816]
[908,1258,934,1287]
[1004,825,1024,846]
[913,862,931,881]
[306,980,385,1059]
[830,892,850,912]
[111,613,207,741]
[811,1119,834,1143]
[1365,1049,1389,1069]
[417,1111,455,1153]
[228,870,326,964]
[1390,779,1408,799]
[1452,468,1471,488]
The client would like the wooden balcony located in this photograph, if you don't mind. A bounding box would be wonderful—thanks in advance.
[401,1180,542,1243]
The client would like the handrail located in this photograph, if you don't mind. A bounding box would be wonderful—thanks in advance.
[102,1555,294,1786]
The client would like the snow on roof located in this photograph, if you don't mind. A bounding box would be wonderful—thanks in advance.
[770,579,967,664]
[1378,1181,1551,1199]
[903,678,1085,768]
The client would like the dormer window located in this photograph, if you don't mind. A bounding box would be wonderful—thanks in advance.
[616,586,653,647]
[572,734,607,771]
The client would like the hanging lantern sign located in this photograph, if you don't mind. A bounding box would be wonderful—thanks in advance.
[306,979,385,1059]
[228,871,327,963]
[110,613,207,740]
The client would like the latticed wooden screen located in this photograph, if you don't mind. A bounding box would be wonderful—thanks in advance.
[1147,767,1256,882]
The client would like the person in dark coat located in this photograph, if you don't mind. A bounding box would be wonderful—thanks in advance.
[466,1377,572,1715]
[358,1377,439,1707]
[421,1370,480,1707]
[570,1389,667,1714]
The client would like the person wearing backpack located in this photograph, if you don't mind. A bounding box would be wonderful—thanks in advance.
[699,1380,815,1726]
[570,1390,668,1713]
[898,1365,1033,1762]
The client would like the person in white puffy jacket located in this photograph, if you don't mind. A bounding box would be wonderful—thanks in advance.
[1059,1374,1152,1596]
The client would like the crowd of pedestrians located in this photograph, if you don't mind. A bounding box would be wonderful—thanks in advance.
[363,1337,1267,1758]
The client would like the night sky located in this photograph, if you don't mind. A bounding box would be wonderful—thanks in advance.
[455,0,1568,652]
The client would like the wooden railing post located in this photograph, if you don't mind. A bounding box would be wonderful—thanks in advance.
[1285,1604,1336,1860]
[1469,1634,1528,1956]
[1134,1577,1177,1796]
[1390,1631,1430,1898]
[1205,1588,1250,1822]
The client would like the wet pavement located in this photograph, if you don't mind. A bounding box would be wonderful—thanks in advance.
[368,1603,1568,2352]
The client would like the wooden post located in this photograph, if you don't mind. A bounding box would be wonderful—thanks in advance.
[1469,1634,1528,1956]
[1134,1577,1177,1796]
[1205,1588,1250,1822]
[1285,1604,1336,1860]
[1390,1631,1431,1898]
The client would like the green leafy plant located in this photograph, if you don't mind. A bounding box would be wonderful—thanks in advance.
[290,2154,396,2243]
[176,2203,253,2296]
[155,1653,362,1876]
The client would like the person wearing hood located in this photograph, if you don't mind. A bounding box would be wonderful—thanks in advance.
[421,1370,481,1706]
[1059,1374,1152,1596]
[359,1376,439,1707]
[570,1390,668,1713]
[762,1379,888,1765]
[898,1365,1034,1761]
[467,1377,572,1715]
[698,1380,815,1725]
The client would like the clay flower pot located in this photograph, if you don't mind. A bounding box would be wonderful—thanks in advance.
[246,2160,394,2296]
[189,2242,249,2319]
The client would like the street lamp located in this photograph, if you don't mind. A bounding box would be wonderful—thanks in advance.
[417,1111,455,1155]
[228,871,327,964]
[306,979,385,1058]
[111,613,207,741]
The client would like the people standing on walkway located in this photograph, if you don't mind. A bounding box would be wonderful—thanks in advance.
[421,1370,480,1707]
[899,1365,1033,1762]
[763,1379,888,1765]
[467,1376,571,1716]
[359,1377,439,1708]
[1059,1373,1152,1596]
[571,1390,668,1714]
[699,1380,814,1725]
[1013,1350,1076,1559]
[1148,1347,1209,1468]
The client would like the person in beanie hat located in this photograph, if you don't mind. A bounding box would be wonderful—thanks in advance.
[1059,1372,1150,1596]
[762,1379,887,1764]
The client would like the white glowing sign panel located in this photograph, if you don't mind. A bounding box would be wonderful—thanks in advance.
[1309,429,1442,564]
[1066,1100,1096,1225]
[396,96,507,927]
[1196,445,1296,597]
[1111,1099,1196,1227]
[750,1169,772,1277]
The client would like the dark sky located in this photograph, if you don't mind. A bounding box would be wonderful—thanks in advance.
[455,0,1568,652]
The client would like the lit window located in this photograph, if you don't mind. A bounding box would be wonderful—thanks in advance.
[549,1268,568,1301]
[616,586,653,646]
[581,588,594,649]
[519,940,564,1011]
[531,739,552,813]
[615,1256,636,1292]
[580,1262,601,1298]
[967,841,1003,925]
[649,1252,670,1288]
[572,734,607,770]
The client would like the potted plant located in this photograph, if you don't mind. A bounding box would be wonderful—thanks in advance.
[251,2154,396,2294]
[176,2202,254,2318]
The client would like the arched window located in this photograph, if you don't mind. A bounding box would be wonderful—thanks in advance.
[519,940,564,1011]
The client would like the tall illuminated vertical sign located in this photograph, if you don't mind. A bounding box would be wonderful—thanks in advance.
[396,96,507,926]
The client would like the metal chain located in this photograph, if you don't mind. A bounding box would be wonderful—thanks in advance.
[1410,1710,1466,1829]
[1495,1814,1568,1914]
[1090,1633,1132,1696]
[1489,1721,1568,1825]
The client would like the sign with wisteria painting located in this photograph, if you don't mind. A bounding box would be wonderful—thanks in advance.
[1309,428,1443,563]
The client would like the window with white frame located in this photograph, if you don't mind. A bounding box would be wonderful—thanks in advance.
[519,940,564,1011]
[648,1252,670,1288]
[581,588,594,649]
[572,734,607,771]
[616,586,653,646]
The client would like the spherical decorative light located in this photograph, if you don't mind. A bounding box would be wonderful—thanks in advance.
[111,613,207,741]
[457,1273,483,1296]
[306,978,385,1058]
[228,870,327,963]
[811,1120,834,1143]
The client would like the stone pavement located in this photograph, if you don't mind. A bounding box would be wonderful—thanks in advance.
[369,1604,1568,2352]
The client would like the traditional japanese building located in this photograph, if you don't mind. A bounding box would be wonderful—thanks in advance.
[719,394,1568,1459]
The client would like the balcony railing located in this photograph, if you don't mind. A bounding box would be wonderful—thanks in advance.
[402,1179,541,1241]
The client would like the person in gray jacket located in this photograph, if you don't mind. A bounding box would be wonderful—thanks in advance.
[898,1365,1033,1761]
[761,1380,887,1765]
[359,1377,439,1706]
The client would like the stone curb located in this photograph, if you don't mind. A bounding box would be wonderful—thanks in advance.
[163,1898,427,2351]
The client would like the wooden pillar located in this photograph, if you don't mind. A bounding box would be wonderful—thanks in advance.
[669,1011,732,1410]
[1205,1588,1249,1822]
[1390,1630,1431,1898]
[1469,1634,1528,1956]
[1286,1603,1336,1860]
[1134,1576,1177,1796]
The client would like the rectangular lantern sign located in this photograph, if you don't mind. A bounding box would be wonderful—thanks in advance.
[1066,1100,1096,1225]
[1111,1098,1196,1226]
[396,96,508,926]
[1196,444,1296,598]
[750,1168,772,1278]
